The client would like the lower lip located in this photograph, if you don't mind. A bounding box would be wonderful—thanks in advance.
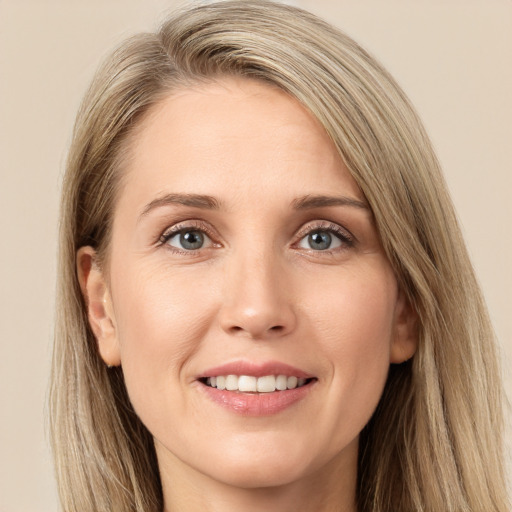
[198,381,315,416]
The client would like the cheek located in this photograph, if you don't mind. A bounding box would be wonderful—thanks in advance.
[302,264,396,426]
[305,262,396,350]
[110,261,220,414]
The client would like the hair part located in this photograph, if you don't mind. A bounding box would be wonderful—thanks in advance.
[50,2,509,511]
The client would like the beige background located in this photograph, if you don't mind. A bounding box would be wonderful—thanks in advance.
[0,1,510,510]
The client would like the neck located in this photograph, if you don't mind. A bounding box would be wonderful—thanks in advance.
[158,439,358,512]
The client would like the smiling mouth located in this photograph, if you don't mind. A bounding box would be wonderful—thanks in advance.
[199,375,316,393]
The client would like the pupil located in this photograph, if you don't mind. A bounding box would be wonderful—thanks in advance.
[309,231,331,250]
[180,231,204,250]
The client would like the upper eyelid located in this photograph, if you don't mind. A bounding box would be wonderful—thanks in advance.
[294,220,355,241]
[161,219,215,236]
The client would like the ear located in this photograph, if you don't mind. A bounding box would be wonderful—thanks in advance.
[390,288,418,364]
[77,246,121,367]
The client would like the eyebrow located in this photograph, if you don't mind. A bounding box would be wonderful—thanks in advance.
[139,193,220,219]
[291,194,369,211]
[139,192,369,221]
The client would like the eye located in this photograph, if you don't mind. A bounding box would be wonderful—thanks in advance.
[162,229,212,251]
[298,230,342,251]
[296,223,354,252]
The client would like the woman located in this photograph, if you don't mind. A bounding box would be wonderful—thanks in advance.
[49,1,509,511]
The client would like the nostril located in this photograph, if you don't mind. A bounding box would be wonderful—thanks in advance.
[227,324,286,337]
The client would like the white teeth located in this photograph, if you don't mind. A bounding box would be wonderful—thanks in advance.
[238,375,257,392]
[225,375,238,391]
[257,375,276,393]
[216,375,226,390]
[276,375,288,391]
[204,374,311,392]
[287,376,298,389]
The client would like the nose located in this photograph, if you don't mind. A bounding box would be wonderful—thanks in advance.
[218,248,297,340]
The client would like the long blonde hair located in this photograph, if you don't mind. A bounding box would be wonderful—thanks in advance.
[49,2,509,510]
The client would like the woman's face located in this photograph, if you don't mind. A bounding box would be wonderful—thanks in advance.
[81,78,416,493]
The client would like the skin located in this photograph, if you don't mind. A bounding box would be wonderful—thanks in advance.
[78,77,417,512]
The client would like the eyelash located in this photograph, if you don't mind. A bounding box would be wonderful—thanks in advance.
[294,221,355,252]
[157,220,356,253]
[158,220,218,253]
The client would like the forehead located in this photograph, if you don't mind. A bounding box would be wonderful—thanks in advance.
[117,77,364,213]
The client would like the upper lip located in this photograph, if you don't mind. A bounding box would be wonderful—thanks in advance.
[197,360,314,379]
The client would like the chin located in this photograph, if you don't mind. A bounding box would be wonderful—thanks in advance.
[193,436,322,489]
[204,457,307,489]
